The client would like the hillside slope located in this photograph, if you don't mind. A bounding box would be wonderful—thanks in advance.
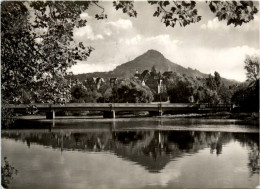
[70,49,239,85]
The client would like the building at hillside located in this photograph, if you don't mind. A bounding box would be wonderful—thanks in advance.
[83,77,105,90]
[134,66,166,95]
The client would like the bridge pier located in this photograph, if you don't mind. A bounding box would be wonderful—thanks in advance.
[103,110,115,118]
[159,109,163,116]
[46,110,55,119]
[149,111,163,117]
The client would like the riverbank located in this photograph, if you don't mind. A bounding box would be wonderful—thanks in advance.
[13,111,259,126]
[162,112,259,125]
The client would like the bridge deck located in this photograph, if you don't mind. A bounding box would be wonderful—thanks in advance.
[8,103,200,113]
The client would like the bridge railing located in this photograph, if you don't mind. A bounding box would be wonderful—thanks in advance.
[6,103,231,114]
[199,103,232,109]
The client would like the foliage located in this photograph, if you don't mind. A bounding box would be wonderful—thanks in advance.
[148,1,201,27]
[111,81,153,103]
[167,80,193,103]
[194,72,233,104]
[71,85,88,103]
[84,89,102,103]
[34,76,72,103]
[115,1,258,28]
[208,1,258,26]
[133,67,233,104]
[97,84,113,103]
[71,84,101,103]
[194,87,220,104]
[153,92,169,102]
[214,71,221,88]
[1,1,100,104]
[1,101,16,129]
[113,1,137,17]
[2,157,18,188]
[151,65,157,76]
[217,84,233,104]
[244,54,260,82]
[231,80,259,111]
[1,2,38,104]
[231,54,259,111]
[206,74,217,90]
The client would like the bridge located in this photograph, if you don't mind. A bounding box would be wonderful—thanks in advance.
[7,103,232,119]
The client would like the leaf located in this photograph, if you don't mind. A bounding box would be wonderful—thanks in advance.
[165,20,170,27]
[148,1,158,5]
[209,2,217,13]
[183,20,188,27]
[171,7,176,12]
[240,1,253,8]
[153,11,159,17]
[227,19,232,25]
[163,1,170,7]
[190,1,196,9]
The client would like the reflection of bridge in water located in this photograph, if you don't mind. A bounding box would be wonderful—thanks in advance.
[8,103,232,118]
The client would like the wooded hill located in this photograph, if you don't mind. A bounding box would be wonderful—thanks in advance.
[69,49,239,86]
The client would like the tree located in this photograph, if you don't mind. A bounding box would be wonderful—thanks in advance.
[167,80,193,103]
[111,81,154,103]
[231,80,259,111]
[97,88,113,103]
[71,84,101,103]
[244,55,260,82]
[206,74,217,90]
[217,84,232,104]
[84,89,102,103]
[96,82,113,103]
[1,2,39,104]
[71,85,88,103]
[214,71,221,88]
[1,1,102,104]
[151,66,157,76]
[231,55,259,111]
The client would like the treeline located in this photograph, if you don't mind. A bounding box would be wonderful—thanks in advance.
[3,54,259,114]
[69,69,234,104]
[157,71,235,104]
[68,54,259,113]
[70,79,153,103]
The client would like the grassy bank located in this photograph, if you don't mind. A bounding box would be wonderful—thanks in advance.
[197,112,259,125]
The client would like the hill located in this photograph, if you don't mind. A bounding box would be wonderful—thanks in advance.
[70,49,239,85]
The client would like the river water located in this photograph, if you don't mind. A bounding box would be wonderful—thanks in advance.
[1,118,259,189]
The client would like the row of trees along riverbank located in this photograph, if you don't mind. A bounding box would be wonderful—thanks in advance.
[4,54,259,111]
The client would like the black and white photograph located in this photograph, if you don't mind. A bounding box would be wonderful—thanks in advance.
[1,1,259,188]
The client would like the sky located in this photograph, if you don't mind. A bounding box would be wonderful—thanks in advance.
[69,1,259,82]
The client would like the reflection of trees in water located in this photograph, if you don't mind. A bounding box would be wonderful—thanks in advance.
[248,143,259,176]
[138,131,233,157]
[232,133,259,176]
[2,130,259,173]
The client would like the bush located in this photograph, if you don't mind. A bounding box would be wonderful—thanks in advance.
[231,80,259,112]
[1,102,16,129]
[1,157,18,188]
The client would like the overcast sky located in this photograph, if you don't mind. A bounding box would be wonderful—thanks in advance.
[69,1,259,82]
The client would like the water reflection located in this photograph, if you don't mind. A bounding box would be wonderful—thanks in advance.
[2,129,259,174]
